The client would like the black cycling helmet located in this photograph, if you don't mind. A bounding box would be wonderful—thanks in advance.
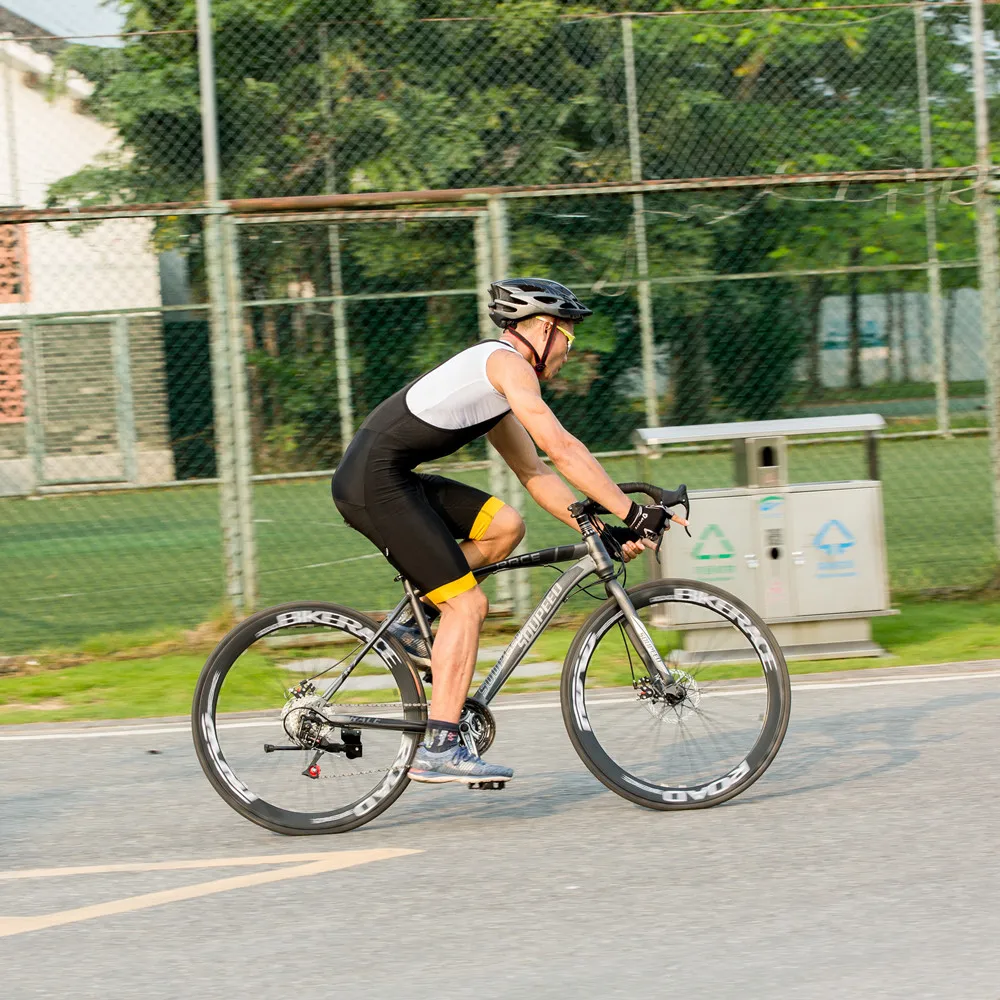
[487,277,593,330]
[488,277,593,376]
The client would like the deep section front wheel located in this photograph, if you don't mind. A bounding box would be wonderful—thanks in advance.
[192,601,426,835]
[561,579,790,810]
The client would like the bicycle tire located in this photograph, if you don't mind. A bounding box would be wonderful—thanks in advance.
[560,579,790,810]
[192,601,426,835]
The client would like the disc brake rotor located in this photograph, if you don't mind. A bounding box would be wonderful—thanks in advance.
[636,669,701,724]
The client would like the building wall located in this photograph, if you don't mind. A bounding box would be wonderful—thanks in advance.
[1,36,110,210]
[0,37,173,492]
[817,290,985,388]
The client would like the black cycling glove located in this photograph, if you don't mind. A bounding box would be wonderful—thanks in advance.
[624,501,669,542]
[599,524,642,556]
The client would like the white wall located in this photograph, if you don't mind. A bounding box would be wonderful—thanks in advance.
[818,289,985,387]
[0,36,160,316]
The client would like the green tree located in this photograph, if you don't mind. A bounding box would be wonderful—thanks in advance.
[45,1,986,460]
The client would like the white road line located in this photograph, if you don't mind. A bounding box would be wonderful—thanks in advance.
[2,669,999,743]
[505,670,1000,709]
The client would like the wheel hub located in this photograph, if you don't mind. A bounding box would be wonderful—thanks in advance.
[634,670,701,723]
[281,684,334,748]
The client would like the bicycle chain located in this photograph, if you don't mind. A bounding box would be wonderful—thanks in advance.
[316,766,401,779]
[318,701,426,710]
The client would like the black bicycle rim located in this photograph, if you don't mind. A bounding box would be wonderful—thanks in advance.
[561,579,790,810]
[192,602,426,835]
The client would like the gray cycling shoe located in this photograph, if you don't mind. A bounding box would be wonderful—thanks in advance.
[408,744,514,785]
[387,620,432,668]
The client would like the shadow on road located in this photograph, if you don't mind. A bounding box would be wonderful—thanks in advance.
[743,688,1000,806]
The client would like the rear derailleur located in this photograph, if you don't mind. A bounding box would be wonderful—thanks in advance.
[265,681,365,778]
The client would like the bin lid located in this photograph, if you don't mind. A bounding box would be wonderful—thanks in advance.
[634,414,886,448]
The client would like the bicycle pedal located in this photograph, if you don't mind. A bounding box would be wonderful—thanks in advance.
[468,780,507,790]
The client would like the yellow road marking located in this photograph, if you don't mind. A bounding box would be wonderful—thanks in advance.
[0,848,419,938]
[0,852,381,881]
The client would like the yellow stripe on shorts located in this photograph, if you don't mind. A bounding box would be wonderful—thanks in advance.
[468,496,505,541]
[425,572,477,605]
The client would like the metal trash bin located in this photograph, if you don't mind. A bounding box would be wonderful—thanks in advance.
[634,415,895,663]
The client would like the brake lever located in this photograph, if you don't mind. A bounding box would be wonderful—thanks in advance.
[655,484,691,537]
[653,504,690,559]
[674,485,691,534]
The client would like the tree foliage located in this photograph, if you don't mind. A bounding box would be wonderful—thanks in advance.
[46,1,988,462]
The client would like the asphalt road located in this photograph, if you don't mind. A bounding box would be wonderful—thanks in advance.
[2,661,999,1000]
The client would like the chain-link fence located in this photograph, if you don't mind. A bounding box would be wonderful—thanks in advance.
[2,1,1000,654]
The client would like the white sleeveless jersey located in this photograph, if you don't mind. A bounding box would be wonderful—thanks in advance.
[405,340,518,430]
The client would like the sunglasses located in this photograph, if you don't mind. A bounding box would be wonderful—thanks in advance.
[554,323,575,352]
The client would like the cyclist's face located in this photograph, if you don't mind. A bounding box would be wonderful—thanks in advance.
[541,318,575,378]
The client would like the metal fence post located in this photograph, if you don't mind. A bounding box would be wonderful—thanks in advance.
[197,0,245,613]
[622,16,659,429]
[319,24,354,452]
[20,318,43,490]
[914,2,949,437]
[111,315,139,484]
[488,195,532,620]
[222,216,257,610]
[969,0,1000,558]
[475,211,514,612]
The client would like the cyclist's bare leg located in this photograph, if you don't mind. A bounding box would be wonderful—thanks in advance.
[461,503,525,568]
[413,504,524,615]
[425,506,522,719]
[428,585,489,723]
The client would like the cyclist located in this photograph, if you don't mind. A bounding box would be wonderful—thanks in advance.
[331,278,670,785]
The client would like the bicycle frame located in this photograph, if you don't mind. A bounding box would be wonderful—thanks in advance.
[472,550,596,705]
[314,528,677,732]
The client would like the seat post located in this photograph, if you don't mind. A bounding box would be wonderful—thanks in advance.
[402,579,435,646]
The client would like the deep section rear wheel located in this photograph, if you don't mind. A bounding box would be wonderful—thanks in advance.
[192,601,426,835]
[561,579,790,810]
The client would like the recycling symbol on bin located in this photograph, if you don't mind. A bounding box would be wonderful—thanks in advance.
[814,519,856,557]
[692,524,735,561]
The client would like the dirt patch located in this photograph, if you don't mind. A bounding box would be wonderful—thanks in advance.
[0,698,70,711]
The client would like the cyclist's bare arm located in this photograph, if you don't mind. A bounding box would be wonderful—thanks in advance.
[487,413,651,562]
[486,349,635,522]
[487,413,588,529]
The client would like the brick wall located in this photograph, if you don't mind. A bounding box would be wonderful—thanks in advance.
[0,314,175,492]
[35,315,170,456]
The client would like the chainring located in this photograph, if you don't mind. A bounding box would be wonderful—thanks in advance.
[459,698,496,755]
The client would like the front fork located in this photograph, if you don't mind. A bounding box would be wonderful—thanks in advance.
[582,521,678,691]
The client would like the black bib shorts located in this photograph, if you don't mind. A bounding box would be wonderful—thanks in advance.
[332,430,504,604]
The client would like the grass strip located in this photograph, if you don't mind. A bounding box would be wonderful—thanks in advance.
[1,597,997,726]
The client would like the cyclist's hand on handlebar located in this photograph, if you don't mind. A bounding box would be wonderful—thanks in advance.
[624,501,670,542]
[599,524,655,563]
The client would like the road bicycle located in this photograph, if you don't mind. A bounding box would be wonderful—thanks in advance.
[192,483,791,835]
